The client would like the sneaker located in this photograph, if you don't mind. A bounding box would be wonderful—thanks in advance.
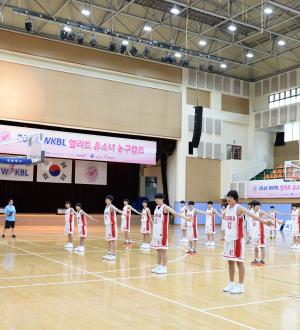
[64,243,73,248]
[144,243,151,249]
[106,254,116,261]
[102,252,111,260]
[223,282,235,292]
[1,234,4,238]
[251,260,259,265]
[140,243,146,248]
[191,250,197,254]
[205,241,210,246]
[291,244,297,249]
[230,284,245,294]
[183,239,188,243]
[257,260,265,266]
[297,245,300,249]
[74,246,85,252]
[151,265,161,273]
[180,238,185,242]
[186,249,193,254]
[210,241,215,246]
[12,234,16,238]
[155,266,167,274]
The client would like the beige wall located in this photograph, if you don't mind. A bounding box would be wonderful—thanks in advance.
[274,141,299,167]
[186,157,221,201]
[0,61,181,139]
[221,94,249,115]
[186,88,211,108]
[143,166,163,193]
[0,30,182,84]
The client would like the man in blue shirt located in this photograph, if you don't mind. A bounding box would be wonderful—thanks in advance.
[2,199,16,238]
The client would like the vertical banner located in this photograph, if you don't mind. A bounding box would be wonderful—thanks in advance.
[0,162,33,181]
[75,161,107,185]
[37,158,72,183]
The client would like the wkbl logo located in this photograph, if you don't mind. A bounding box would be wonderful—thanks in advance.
[0,167,29,176]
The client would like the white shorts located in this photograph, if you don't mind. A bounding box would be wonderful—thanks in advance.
[246,220,252,234]
[223,238,245,262]
[78,225,87,238]
[121,215,130,232]
[105,224,118,241]
[151,225,168,250]
[205,220,215,234]
[292,222,300,237]
[181,219,187,230]
[65,219,74,235]
[187,225,198,241]
[221,219,225,231]
[251,235,266,248]
[140,221,150,234]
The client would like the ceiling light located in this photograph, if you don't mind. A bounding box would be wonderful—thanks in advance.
[174,52,182,58]
[63,25,72,33]
[228,24,237,32]
[199,40,207,46]
[143,24,152,32]
[264,7,273,14]
[170,6,180,15]
[122,40,129,45]
[277,40,286,46]
[220,63,227,69]
[246,52,254,58]
[81,8,90,16]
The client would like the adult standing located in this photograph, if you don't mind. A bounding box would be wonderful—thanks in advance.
[2,199,16,238]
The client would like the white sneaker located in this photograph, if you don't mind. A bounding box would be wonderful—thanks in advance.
[155,266,167,274]
[180,238,185,242]
[140,243,146,248]
[223,282,235,292]
[291,244,297,249]
[205,241,210,246]
[210,241,215,246]
[64,243,73,248]
[183,239,188,243]
[143,243,150,249]
[297,245,300,249]
[74,246,85,252]
[102,252,111,260]
[106,254,116,261]
[230,284,245,294]
[151,265,161,273]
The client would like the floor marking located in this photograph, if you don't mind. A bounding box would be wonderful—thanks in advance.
[0,242,255,330]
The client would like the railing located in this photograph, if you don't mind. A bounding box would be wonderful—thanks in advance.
[231,172,261,182]
[221,153,268,162]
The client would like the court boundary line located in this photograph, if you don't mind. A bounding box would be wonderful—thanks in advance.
[0,242,256,330]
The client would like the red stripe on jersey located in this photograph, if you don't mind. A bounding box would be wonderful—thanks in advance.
[193,215,197,238]
[69,218,72,232]
[126,209,130,230]
[146,213,150,231]
[235,238,242,258]
[82,225,85,236]
[237,216,244,240]
[110,209,116,237]
[298,215,300,233]
[260,223,265,244]
[81,214,87,226]
[161,212,168,247]
[212,213,215,232]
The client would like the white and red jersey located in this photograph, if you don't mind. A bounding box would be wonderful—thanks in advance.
[205,208,215,233]
[251,210,266,247]
[140,207,151,234]
[224,204,244,242]
[180,205,188,229]
[291,209,300,237]
[121,205,131,232]
[186,208,198,240]
[76,210,87,237]
[64,208,74,235]
[269,210,277,230]
[104,204,117,241]
[151,204,169,249]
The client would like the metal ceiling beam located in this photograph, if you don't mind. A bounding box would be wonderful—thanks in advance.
[100,0,135,26]
[268,0,300,16]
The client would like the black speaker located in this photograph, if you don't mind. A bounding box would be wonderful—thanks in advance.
[191,106,203,148]
[274,132,285,146]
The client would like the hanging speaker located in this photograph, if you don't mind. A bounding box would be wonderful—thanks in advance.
[274,132,285,146]
[191,106,203,148]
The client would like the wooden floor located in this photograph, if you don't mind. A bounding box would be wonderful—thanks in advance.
[0,222,299,330]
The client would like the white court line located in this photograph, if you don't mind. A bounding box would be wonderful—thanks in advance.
[0,242,255,330]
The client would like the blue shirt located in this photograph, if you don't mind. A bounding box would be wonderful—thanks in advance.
[4,205,16,221]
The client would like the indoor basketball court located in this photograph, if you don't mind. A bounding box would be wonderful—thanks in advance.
[0,1,300,329]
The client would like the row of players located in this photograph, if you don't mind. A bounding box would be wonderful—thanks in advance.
[63,191,300,293]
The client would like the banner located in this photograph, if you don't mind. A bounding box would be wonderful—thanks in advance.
[0,163,33,182]
[37,158,72,183]
[284,160,300,181]
[247,179,300,198]
[0,125,156,165]
[75,161,107,185]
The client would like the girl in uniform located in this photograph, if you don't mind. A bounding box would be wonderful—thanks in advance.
[121,199,141,245]
[140,200,152,249]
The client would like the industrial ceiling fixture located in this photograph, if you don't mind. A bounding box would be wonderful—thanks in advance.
[129,45,138,56]
[143,23,152,32]
[199,40,207,46]
[24,16,32,32]
[77,33,84,45]
[170,6,180,15]
[89,35,97,47]
[228,24,237,32]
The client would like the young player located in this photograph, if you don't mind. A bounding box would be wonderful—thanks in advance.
[121,199,141,245]
[2,199,16,238]
[250,201,281,266]
[74,203,96,253]
[205,201,221,246]
[151,193,190,274]
[221,204,227,241]
[186,201,201,254]
[291,204,300,249]
[222,190,272,294]
[245,202,254,244]
[179,200,188,243]
[269,206,277,239]
[64,201,76,249]
[102,195,123,261]
[140,200,152,249]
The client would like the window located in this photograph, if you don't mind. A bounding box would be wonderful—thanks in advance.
[227,145,242,160]
[284,122,300,142]
[269,87,300,109]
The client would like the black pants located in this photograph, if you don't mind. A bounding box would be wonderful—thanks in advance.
[4,221,15,229]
